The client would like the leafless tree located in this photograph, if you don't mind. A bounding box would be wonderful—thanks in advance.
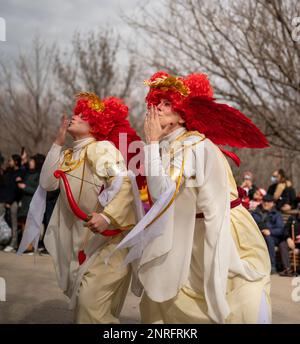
[124,0,300,188]
[0,38,58,155]
[53,28,147,137]
[54,29,136,103]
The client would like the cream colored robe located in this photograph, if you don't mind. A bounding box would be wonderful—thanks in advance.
[41,137,137,323]
[115,127,271,324]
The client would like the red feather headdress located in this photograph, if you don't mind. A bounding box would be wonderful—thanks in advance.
[145,72,269,166]
[74,92,145,187]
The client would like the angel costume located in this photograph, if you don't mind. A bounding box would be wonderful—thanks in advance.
[113,72,271,324]
[18,93,144,324]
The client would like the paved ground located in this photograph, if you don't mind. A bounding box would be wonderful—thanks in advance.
[0,251,299,324]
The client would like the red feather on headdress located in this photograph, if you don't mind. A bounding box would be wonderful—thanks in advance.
[183,96,269,149]
[74,92,145,188]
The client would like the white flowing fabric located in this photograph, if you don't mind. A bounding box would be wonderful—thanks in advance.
[258,291,271,324]
[98,176,124,207]
[17,185,47,255]
[107,182,176,266]
[98,171,144,224]
[127,170,145,222]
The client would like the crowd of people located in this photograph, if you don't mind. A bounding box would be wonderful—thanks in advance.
[240,170,300,277]
[0,150,59,254]
[0,147,299,278]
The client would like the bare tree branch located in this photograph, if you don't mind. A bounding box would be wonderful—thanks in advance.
[0,37,58,155]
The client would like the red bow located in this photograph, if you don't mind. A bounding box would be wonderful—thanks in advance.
[54,170,121,265]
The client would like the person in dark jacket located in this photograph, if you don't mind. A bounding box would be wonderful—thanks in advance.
[2,154,25,252]
[267,169,297,212]
[251,194,284,273]
[0,154,9,249]
[0,155,24,205]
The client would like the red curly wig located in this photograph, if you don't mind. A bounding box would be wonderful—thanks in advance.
[74,92,145,187]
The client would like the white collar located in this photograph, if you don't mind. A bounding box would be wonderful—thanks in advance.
[159,127,186,147]
[73,136,96,152]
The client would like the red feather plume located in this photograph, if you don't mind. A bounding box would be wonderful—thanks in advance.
[74,94,146,188]
[183,96,269,149]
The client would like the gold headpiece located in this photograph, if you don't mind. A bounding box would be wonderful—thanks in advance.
[144,75,190,97]
[75,92,105,112]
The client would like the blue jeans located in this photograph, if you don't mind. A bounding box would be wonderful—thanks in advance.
[264,235,282,268]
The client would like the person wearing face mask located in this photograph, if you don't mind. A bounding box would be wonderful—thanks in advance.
[267,169,297,212]
[269,171,279,189]
[113,71,271,324]
[18,92,144,324]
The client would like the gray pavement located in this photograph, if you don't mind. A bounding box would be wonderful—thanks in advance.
[0,251,299,324]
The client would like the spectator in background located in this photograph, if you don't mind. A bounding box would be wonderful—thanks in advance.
[278,213,300,277]
[0,154,9,249]
[252,194,284,274]
[240,171,257,200]
[2,154,24,252]
[249,188,267,212]
[17,153,45,253]
[0,157,12,232]
[267,169,296,212]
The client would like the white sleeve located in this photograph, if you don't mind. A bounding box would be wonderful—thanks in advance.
[144,139,201,201]
[39,143,63,191]
[99,213,111,225]
[144,143,177,201]
[144,143,175,201]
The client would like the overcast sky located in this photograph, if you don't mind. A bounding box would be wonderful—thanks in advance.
[0,0,159,62]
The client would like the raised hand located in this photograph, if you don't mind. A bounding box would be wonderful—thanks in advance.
[144,105,174,144]
[54,112,69,146]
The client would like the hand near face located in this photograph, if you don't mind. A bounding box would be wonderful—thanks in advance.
[84,212,109,234]
[55,112,69,146]
[241,180,252,188]
[144,105,174,144]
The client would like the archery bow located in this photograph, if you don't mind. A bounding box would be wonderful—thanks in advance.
[54,170,121,237]
[54,169,122,265]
